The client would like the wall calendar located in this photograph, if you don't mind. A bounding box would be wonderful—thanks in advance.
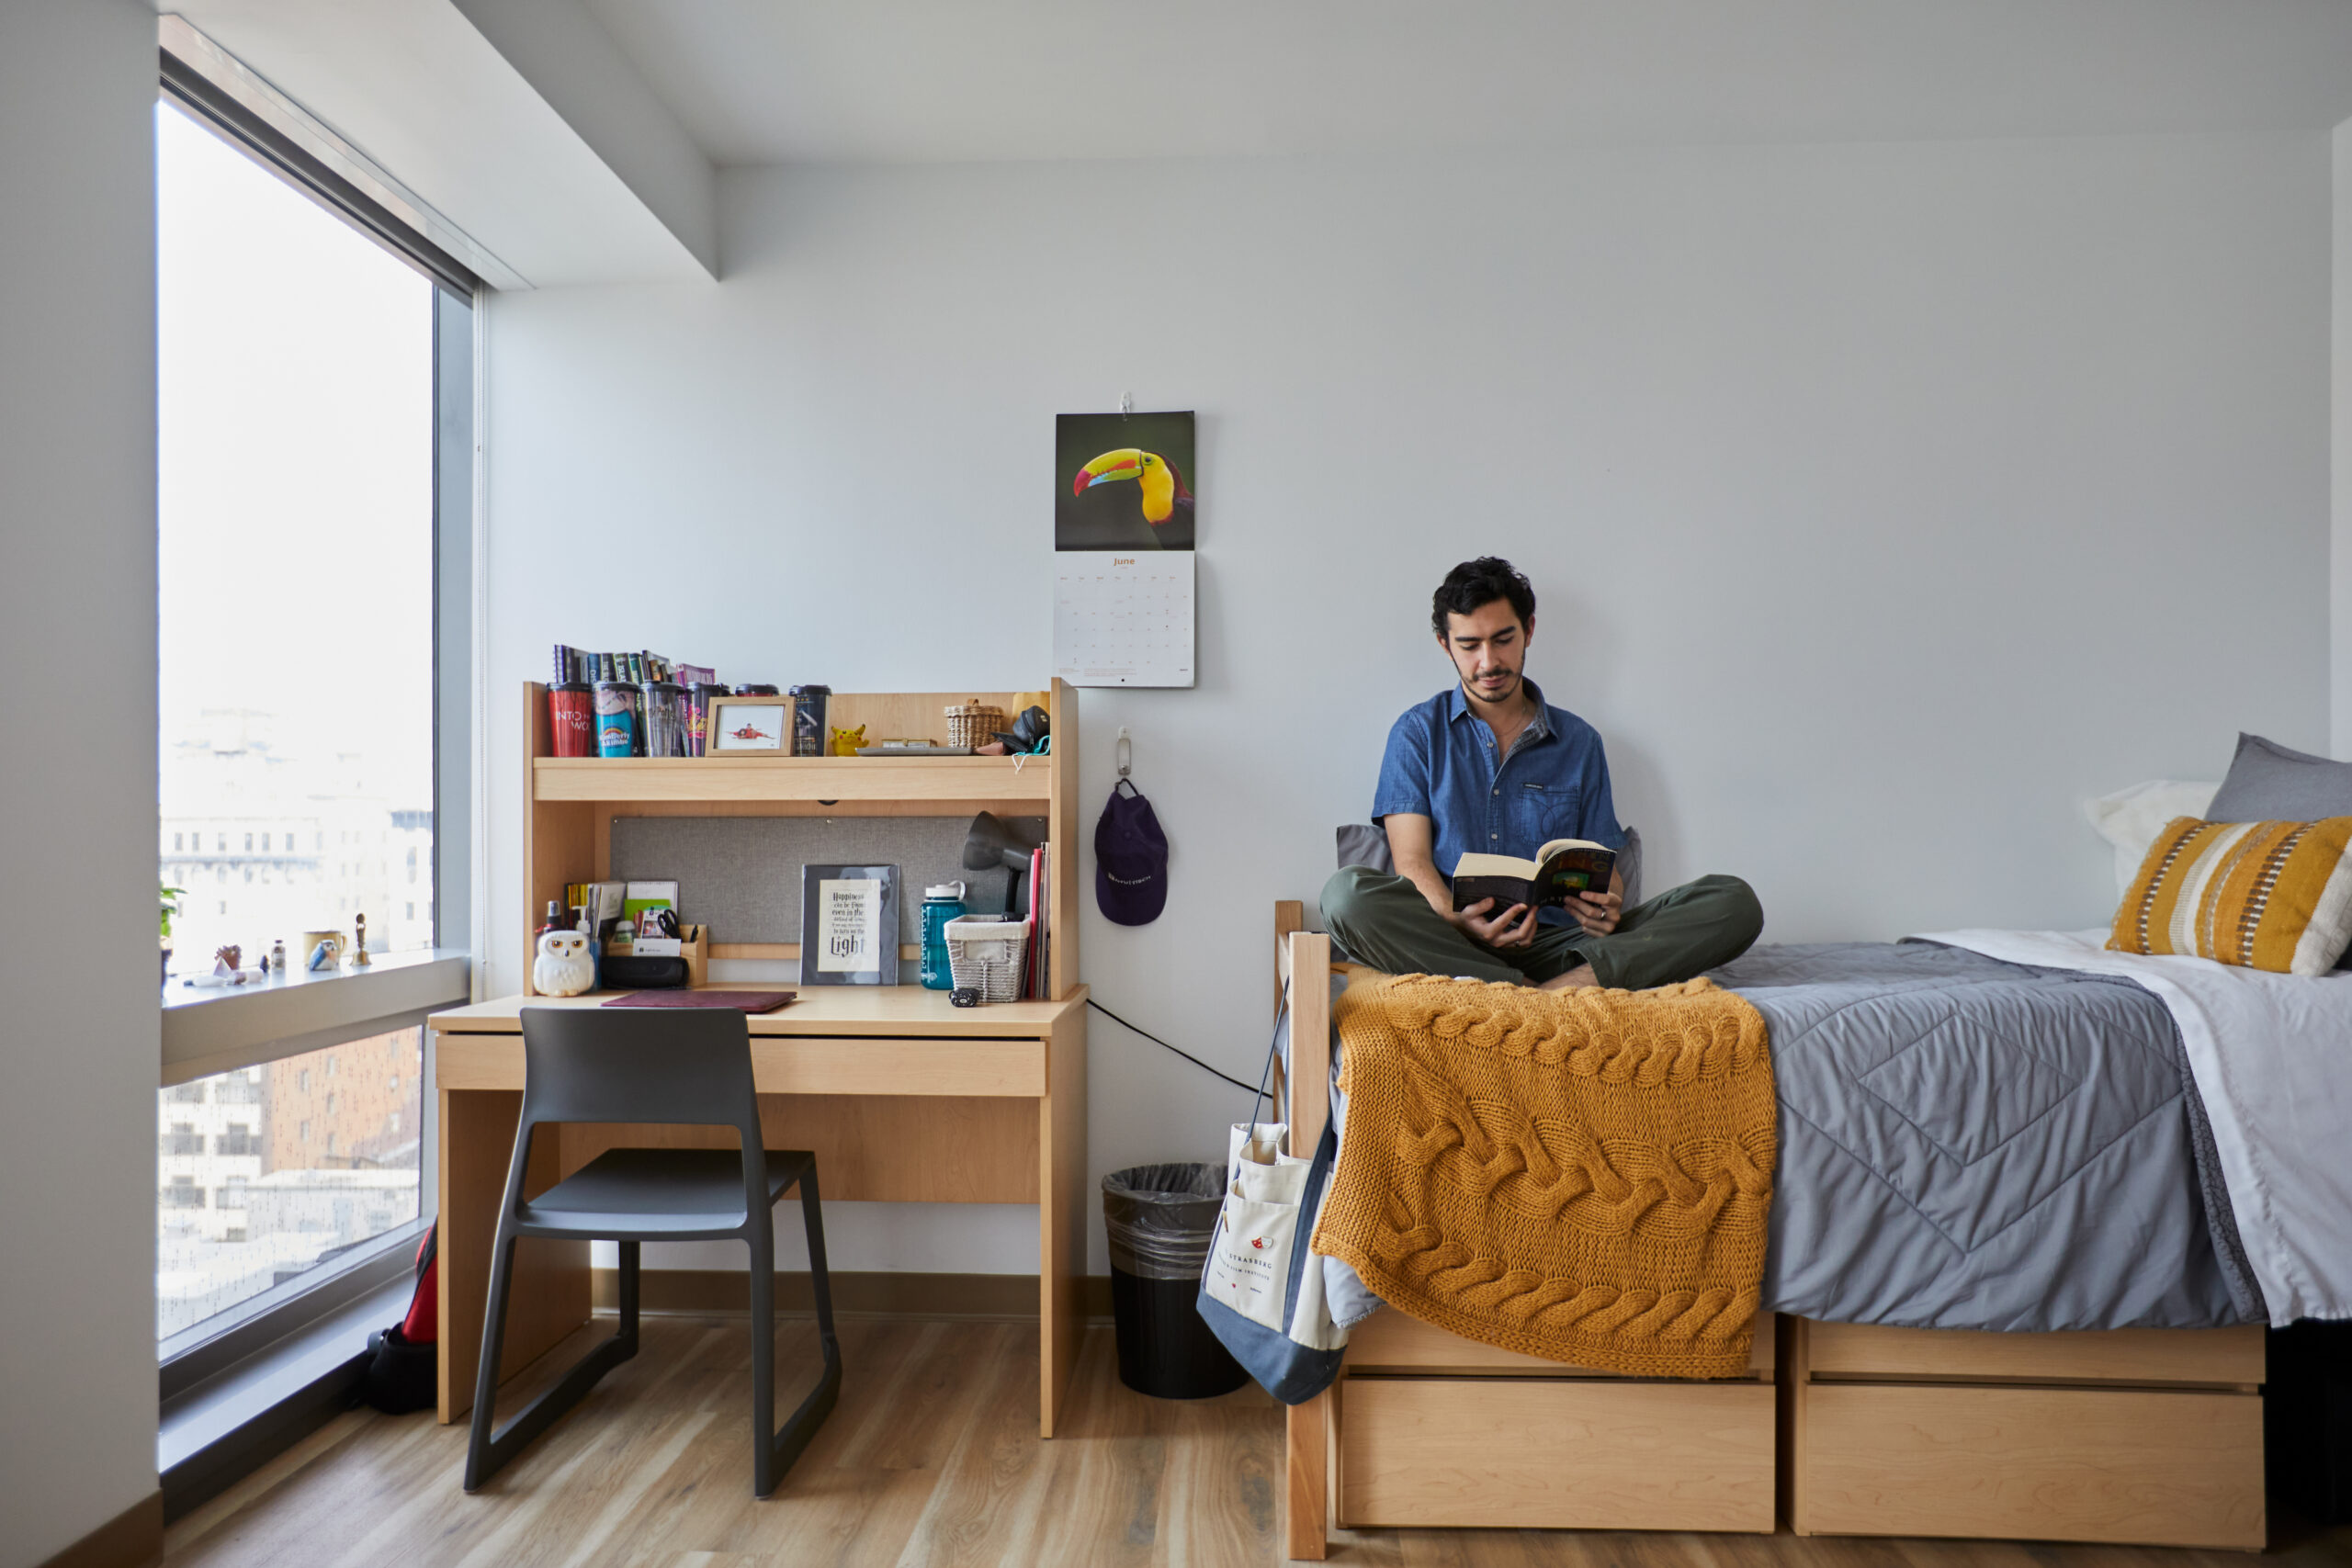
[1053,410,1196,689]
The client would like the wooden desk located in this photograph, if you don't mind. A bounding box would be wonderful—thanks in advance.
[429,985,1088,1437]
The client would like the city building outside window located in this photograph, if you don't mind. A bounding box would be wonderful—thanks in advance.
[157,1032,424,1339]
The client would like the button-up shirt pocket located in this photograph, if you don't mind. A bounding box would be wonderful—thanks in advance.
[1512,780,1581,846]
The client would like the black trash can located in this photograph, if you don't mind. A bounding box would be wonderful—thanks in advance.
[1102,1162,1250,1399]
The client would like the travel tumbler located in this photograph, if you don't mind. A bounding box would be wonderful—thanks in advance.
[548,682,594,757]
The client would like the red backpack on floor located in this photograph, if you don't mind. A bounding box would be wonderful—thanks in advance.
[361,1224,437,1414]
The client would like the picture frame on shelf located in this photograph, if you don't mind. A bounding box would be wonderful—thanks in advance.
[707,695,791,754]
[800,864,899,987]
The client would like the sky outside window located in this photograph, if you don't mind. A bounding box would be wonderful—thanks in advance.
[156,100,435,969]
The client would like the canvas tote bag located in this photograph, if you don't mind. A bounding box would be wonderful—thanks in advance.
[1194,991,1348,1404]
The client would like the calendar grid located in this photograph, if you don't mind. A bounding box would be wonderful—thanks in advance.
[1053,551,1196,688]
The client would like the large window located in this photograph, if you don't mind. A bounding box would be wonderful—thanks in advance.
[157,100,438,971]
[154,86,472,1354]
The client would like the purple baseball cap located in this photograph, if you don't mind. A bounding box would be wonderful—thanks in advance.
[1095,781,1169,925]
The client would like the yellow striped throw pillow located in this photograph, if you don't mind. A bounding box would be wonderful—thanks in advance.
[2109,817,2352,976]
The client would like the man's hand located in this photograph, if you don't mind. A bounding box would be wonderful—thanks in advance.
[1566,888,1623,938]
[1453,897,1538,949]
[1387,815,1539,950]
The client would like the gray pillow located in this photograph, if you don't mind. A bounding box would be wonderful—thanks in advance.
[1335,822,1393,874]
[2205,733,2352,823]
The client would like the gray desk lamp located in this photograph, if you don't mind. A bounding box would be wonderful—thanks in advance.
[962,811,1038,915]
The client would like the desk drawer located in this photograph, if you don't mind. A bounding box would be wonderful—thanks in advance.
[747,1036,1045,1097]
[1800,1382,2264,1549]
[432,1032,1047,1099]
[1339,1376,1775,1532]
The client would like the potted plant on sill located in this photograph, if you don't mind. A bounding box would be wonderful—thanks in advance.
[161,882,183,987]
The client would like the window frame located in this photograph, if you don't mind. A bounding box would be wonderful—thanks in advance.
[158,50,483,299]
[153,40,478,1386]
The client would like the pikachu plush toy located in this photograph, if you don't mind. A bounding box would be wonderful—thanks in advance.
[829,724,867,756]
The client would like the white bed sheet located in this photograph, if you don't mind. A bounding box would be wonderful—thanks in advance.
[1917,928,2352,1325]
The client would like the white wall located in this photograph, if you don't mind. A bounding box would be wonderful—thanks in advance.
[484,131,2330,1275]
[0,1,163,1561]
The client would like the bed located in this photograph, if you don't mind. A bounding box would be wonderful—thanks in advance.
[1270,902,2288,1557]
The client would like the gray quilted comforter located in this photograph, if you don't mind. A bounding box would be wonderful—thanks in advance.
[1719,942,2259,1330]
[1305,942,2260,1333]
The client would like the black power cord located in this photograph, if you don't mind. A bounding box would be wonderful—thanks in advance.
[1086,998,1263,1097]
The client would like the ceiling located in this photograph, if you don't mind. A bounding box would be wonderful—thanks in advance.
[159,0,2352,288]
[164,0,716,284]
[583,0,2352,167]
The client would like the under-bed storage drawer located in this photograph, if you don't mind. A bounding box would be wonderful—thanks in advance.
[1807,1319,2264,1387]
[1800,1382,2266,1550]
[1338,1376,1777,1532]
[1345,1307,1775,1378]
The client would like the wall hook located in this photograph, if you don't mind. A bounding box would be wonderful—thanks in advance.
[1115,726,1132,780]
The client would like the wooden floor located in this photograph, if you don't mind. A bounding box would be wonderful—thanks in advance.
[163,1314,2351,1568]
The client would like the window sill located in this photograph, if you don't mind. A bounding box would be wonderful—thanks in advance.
[163,947,469,1083]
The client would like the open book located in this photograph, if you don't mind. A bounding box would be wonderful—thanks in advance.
[1451,839,1616,912]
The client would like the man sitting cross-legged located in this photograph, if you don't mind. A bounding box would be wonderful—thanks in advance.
[1324,556,1763,992]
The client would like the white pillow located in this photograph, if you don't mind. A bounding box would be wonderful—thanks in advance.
[2085,780,2220,896]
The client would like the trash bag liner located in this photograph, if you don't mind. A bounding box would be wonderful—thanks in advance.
[1102,1162,1226,1281]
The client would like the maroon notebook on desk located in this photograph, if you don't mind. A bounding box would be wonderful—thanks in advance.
[602,990,795,1014]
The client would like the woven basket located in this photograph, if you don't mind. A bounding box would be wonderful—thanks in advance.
[944,913,1028,1002]
[945,701,1006,750]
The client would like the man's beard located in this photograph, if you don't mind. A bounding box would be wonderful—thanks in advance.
[1465,667,1521,704]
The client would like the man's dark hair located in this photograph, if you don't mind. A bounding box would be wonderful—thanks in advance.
[1430,557,1536,639]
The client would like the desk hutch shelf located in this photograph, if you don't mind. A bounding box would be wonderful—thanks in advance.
[520,680,1080,995]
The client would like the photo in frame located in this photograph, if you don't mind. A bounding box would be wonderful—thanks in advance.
[799,863,899,987]
[707,695,791,753]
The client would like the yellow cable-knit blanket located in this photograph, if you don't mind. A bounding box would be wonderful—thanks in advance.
[1310,967,1775,1379]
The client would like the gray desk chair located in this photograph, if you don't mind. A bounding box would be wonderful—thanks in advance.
[464,1006,842,1496]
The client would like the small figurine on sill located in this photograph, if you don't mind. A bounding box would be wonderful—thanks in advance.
[349,912,371,967]
[200,945,266,987]
[829,723,866,756]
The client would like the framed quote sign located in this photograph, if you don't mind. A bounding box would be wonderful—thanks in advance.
[798,863,899,987]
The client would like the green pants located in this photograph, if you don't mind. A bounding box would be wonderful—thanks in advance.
[1319,865,1763,991]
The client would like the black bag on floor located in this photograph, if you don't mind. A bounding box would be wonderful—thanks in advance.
[361,1224,438,1415]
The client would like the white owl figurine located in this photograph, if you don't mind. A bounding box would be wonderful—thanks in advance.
[533,930,595,997]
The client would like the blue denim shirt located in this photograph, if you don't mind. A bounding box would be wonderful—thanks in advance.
[1372,681,1624,926]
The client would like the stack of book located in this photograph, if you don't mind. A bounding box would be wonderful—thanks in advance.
[1022,843,1052,999]
[551,644,715,687]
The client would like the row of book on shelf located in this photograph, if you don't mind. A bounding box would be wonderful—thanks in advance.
[551,645,717,689]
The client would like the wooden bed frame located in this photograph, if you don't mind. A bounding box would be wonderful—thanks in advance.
[1271,902,2266,1557]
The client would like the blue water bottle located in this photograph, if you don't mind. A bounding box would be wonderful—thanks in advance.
[920,880,967,990]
